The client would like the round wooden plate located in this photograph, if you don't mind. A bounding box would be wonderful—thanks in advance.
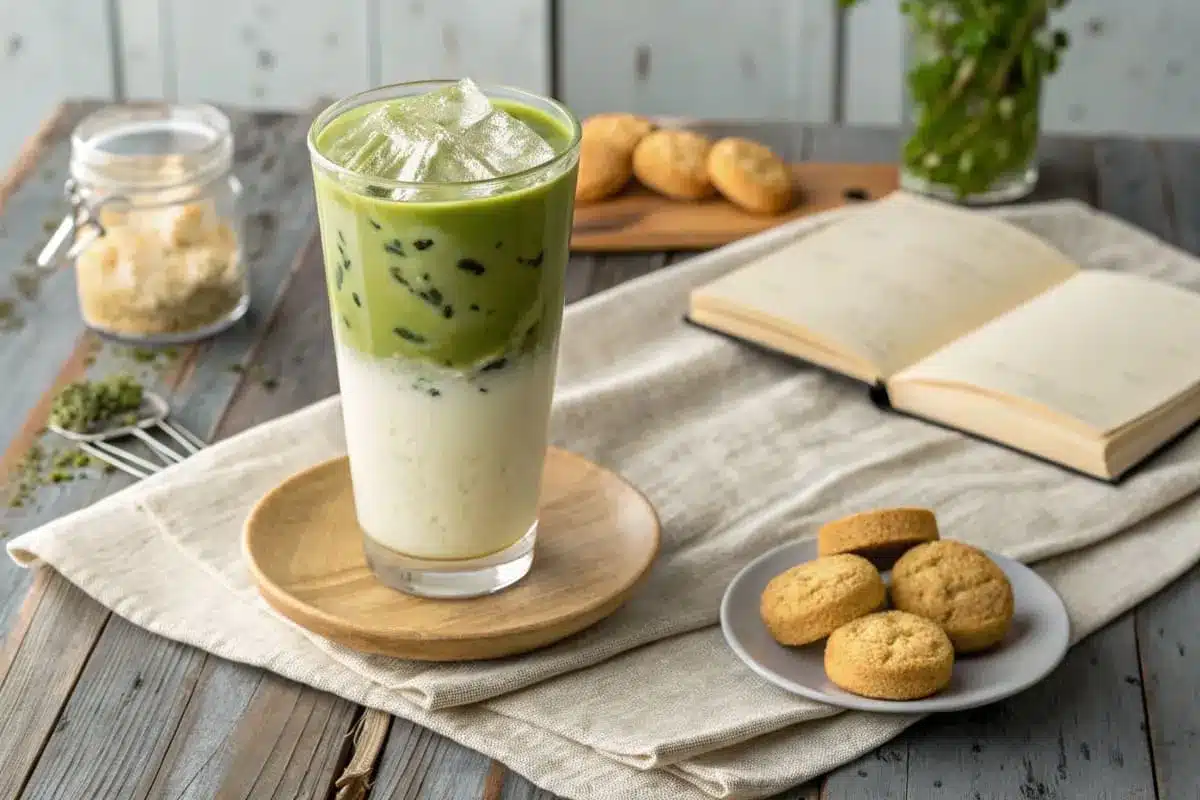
[243,447,660,662]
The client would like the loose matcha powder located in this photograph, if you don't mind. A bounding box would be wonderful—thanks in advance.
[48,373,145,433]
[5,374,144,510]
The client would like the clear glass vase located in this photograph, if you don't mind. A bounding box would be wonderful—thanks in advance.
[899,2,1059,205]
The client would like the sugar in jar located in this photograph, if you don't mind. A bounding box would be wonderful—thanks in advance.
[39,104,248,343]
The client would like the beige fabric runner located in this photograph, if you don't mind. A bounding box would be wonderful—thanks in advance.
[11,198,1200,799]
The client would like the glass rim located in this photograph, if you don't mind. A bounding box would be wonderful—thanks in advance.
[306,79,582,193]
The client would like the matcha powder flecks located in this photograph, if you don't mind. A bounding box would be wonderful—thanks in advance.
[49,373,145,434]
[5,443,96,509]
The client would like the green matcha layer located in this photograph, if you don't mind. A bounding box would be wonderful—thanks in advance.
[312,99,577,371]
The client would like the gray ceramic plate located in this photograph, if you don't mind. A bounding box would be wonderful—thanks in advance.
[720,539,1071,713]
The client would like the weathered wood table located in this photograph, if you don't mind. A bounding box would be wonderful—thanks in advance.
[0,103,1195,800]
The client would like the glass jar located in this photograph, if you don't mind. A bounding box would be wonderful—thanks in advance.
[39,104,248,344]
[898,1,1068,205]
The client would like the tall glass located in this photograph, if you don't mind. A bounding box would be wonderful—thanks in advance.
[307,81,581,598]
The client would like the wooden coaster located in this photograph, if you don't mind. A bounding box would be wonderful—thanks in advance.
[571,162,899,251]
[243,448,660,661]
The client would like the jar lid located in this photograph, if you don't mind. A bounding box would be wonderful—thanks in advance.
[70,103,233,192]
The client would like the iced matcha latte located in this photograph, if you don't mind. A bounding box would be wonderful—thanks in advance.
[308,80,580,598]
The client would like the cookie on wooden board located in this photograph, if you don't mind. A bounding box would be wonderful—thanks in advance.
[817,507,940,570]
[824,610,955,700]
[760,553,886,646]
[632,129,715,201]
[575,137,633,204]
[889,540,1015,654]
[582,112,656,155]
[706,137,794,214]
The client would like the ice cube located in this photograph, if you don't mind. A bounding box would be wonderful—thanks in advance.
[401,78,493,131]
[321,78,557,187]
[390,119,496,184]
[322,110,404,174]
[458,107,556,176]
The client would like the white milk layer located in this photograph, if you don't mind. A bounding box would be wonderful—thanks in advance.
[334,337,556,560]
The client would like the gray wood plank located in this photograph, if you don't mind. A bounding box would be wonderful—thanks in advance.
[213,232,338,438]
[1161,140,1200,255]
[1136,572,1200,800]
[819,742,908,800]
[207,673,357,800]
[563,254,597,305]
[1095,139,1174,242]
[370,718,494,800]
[804,125,899,163]
[1,107,325,799]
[0,103,96,631]
[20,616,207,800]
[901,617,1156,800]
[586,252,670,296]
[773,781,821,799]
[1135,137,1200,800]
[684,121,808,163]
[142,657,264,799]
[0,575,109,800]
[500,771,556,800]
[1029,137,1098,205]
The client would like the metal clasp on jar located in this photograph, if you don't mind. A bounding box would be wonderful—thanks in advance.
[36,179,127,270]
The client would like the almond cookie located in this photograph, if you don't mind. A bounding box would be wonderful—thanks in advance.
[632,129,714,201]
[581,112,656,155]
[825,610,954,700]
[706,137,793,214]
[890,540,1014,654]
[760,553,886,647]
[818,507,940,570]
[575,137,633,204]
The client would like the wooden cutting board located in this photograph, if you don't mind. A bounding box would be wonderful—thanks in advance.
[570,162,899,252]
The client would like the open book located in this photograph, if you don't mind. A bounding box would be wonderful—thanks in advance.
[687,191,1200,482]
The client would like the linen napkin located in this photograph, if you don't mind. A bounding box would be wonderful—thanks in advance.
[11,197,1200,800]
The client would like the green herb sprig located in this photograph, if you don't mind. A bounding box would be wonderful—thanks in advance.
[841,0,1070,198]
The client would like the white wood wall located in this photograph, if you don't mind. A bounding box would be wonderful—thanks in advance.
[2,0,1198,169]
[842,0,1200,136]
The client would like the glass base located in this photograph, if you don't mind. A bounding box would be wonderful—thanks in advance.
[900,164,1038,206]
[83,291,250,346]
[362,523,537,599]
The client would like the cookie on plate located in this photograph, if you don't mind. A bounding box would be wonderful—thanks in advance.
[706,137,793,214]
[632,129,714,201]
[890,540,1014,654]
[575,137,633,204]
[760,553,886,646]
[817,507,940,570]
[824,610,955,700]
[582,112,656,155]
